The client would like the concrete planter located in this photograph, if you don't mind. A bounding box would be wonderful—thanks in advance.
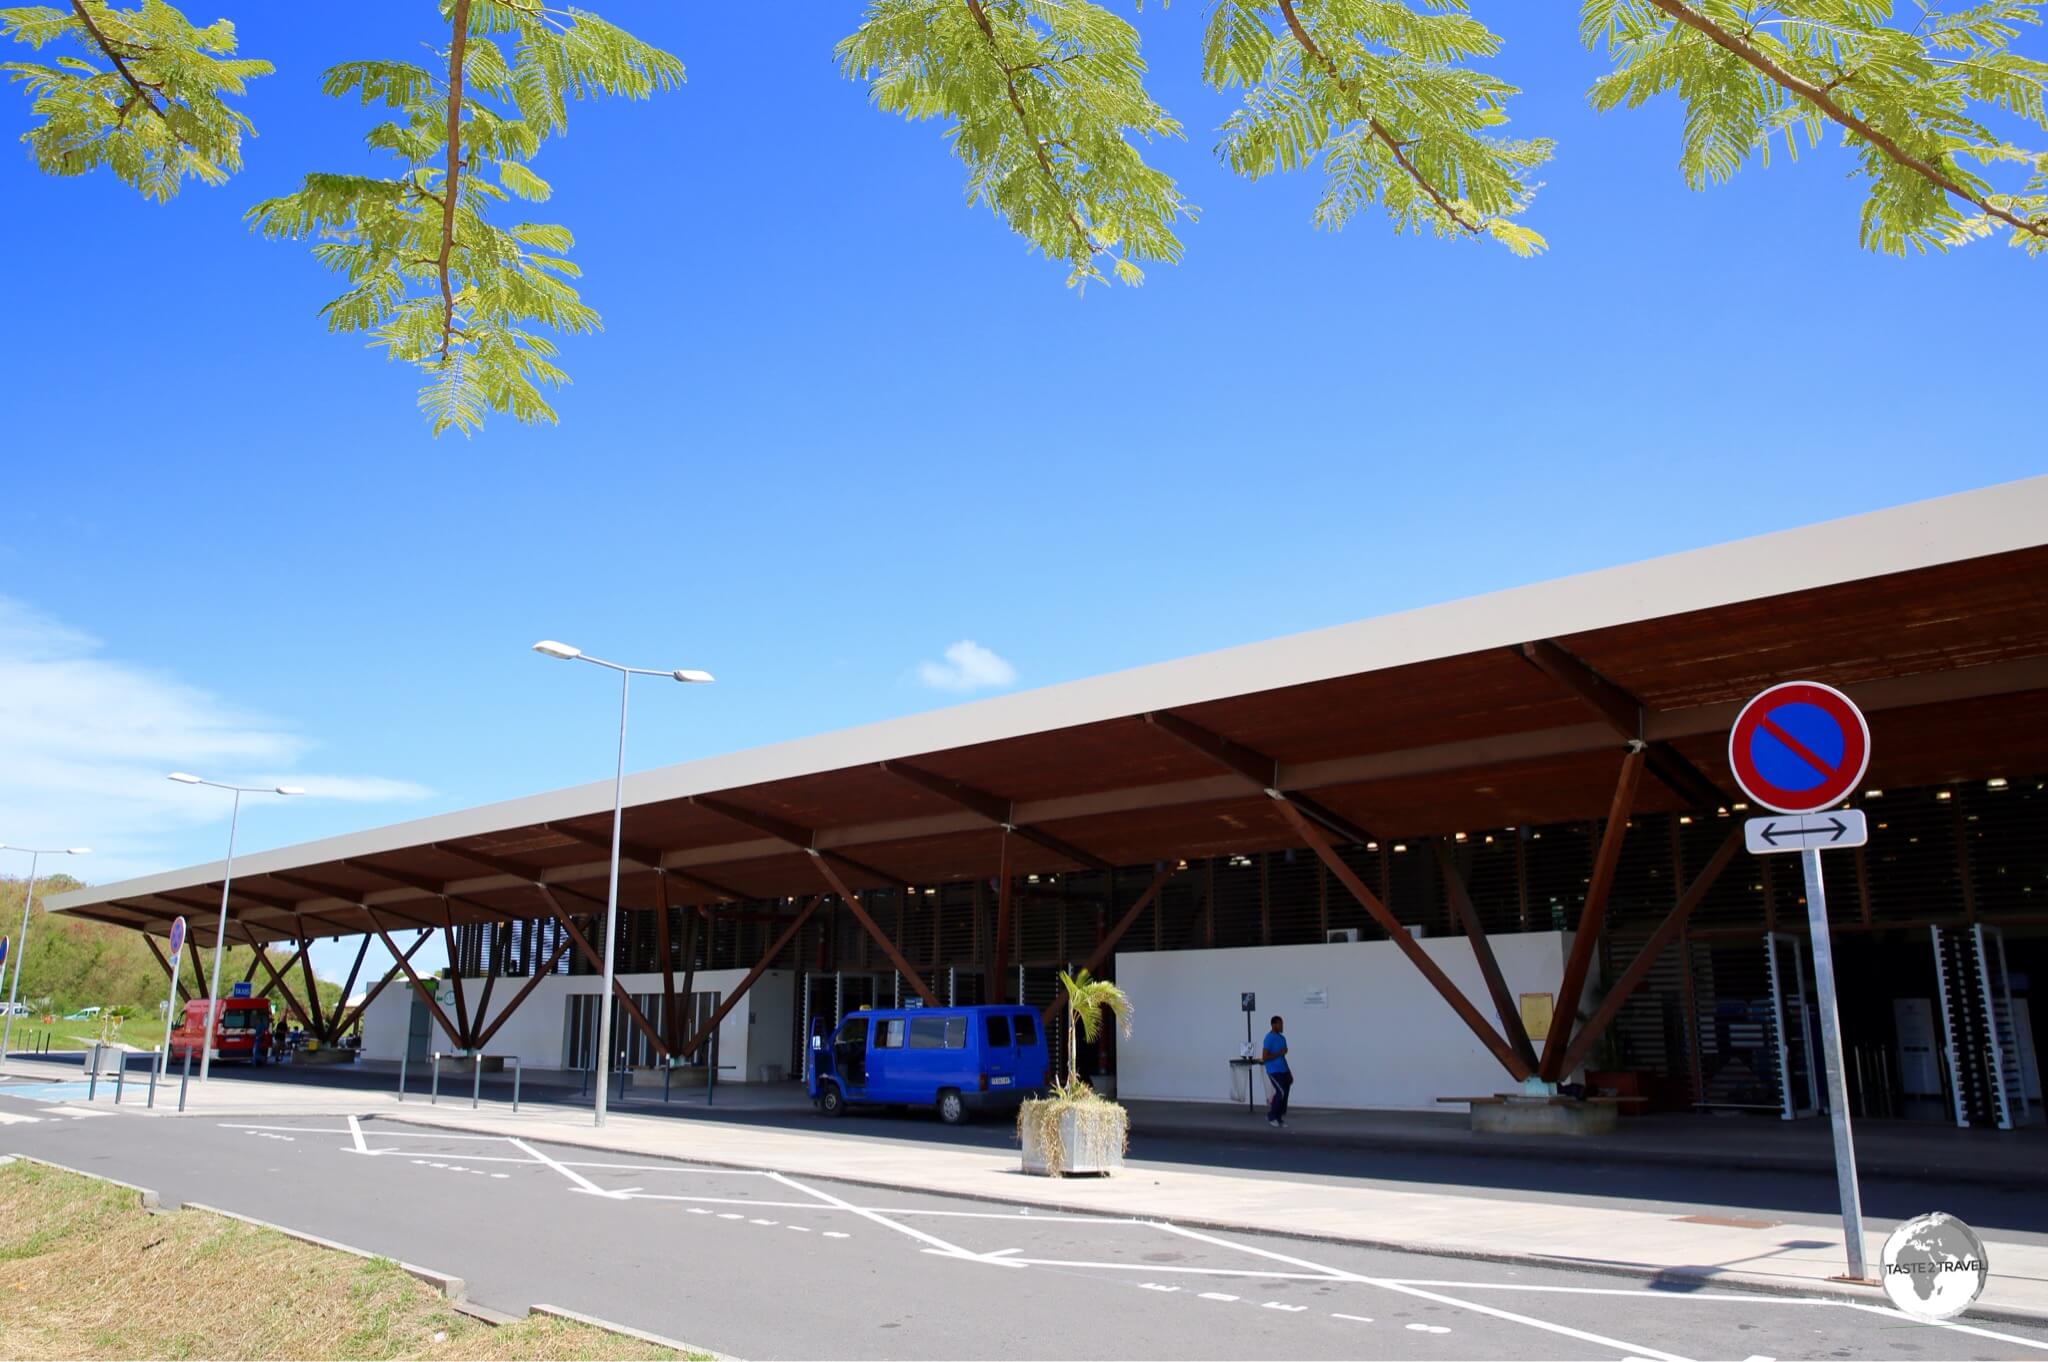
[1471,1095,1619,1136]
[1020,1103,1127,1177]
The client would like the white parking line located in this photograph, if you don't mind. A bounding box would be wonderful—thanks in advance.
[1198,1292,1239,1303]
[1153,1222,1692,1362]
[347,1116,367,1154]
[509,1137,615,1198]
[1332,1313,1373,1323]
[768,1171,994,1263]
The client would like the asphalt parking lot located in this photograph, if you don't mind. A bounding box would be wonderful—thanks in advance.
[2,1081,2045,1360]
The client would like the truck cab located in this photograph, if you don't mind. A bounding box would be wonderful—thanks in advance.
[168,997,275,1065]
[807,1004,1049,1124]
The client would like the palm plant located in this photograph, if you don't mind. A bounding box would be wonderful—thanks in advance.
[1057,968,1132,1092]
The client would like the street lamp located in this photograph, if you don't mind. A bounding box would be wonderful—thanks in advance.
[167,774,304,1084]
[1,844,90,1058]
[532,640,712,1126]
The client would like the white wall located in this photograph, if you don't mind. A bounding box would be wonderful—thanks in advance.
[360,970,796,1082]
[1115,932,1574,1111]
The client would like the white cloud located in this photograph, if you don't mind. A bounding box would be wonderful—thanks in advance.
[915,640,1018,693]
[0,597,429,881]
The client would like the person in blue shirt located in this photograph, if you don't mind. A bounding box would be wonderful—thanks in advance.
[1262,1015,1292,1127]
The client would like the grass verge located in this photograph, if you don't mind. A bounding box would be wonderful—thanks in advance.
[0,1160,692,1360]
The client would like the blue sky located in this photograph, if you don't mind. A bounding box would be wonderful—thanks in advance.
[2,4,2042,980]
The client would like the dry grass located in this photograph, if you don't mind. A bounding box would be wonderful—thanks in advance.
[0,1161,687,1361]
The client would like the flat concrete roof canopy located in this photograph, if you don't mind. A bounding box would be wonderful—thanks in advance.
[48,476,2048,948]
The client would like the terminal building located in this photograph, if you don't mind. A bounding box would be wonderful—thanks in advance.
[47,479,2048,1128]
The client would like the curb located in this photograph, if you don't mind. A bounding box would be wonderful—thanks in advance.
[7,1154,161,1210]
[183,1201,467,1302]
[375,1110,2048,1330]
[531,1303,733,1359]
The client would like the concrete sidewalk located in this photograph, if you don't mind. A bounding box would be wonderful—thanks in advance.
[10,1055,2043,1326]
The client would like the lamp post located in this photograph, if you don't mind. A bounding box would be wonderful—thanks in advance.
[1,845,90,1057]
[167,775,304,1084]
[532,640,712,1127]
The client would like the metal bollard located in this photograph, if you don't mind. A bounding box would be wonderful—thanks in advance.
[471,1053,482,1110]
[511,1057,521,1113]
[177,1046,192,1112]
[114,1057,126,1105]
[87,1044,100,1102]
[431,1052,442,1105]
[148,1056,159,1109]
[397,1048,408,1101]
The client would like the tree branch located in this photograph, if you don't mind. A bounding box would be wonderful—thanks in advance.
[68,0,181,140]
[1644,0,2048,243]
[1275,0,1478,234]
[438,0,471,362]
[964,0,1098,264]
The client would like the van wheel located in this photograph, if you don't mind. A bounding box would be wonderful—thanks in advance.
[819,1083,847,1117]
[936,1090,967,1125]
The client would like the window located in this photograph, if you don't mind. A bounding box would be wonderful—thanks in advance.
[908,1015,965,1049]
[834,1017,867,1049]
[876,1017,906,1048]
[984,1015,1012,1047]
[1013,1014,1038,1046]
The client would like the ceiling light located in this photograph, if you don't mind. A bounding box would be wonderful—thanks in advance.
[1936,790,1953,801]
[1988,777,2009,790]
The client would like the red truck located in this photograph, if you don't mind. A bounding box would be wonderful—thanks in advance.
[167,997,276,1065]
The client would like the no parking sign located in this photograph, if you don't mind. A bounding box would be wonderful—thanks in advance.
[1728,681,1869,814]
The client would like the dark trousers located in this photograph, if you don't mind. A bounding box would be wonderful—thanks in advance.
[1267,1069,1292,1121]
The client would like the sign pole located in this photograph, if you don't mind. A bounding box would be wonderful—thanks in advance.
[1800,846,1869,1281]
[157,919,187,1082]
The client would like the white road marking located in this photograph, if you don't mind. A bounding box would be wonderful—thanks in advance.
[1837,1301,2048,1353]
[1140,1283,1180,1293]
[1261,1302,1307,1313]
[996,1259,1335,1281]
[686,1208,710,1215]
[586,1193,836,1212]
[1153,1222,1692,1362]
[509,1137,619,1199]
[769,1171,995,1264]
[53,1107,107,1118]
[787,1225,811,1233]
[718,1213,744,1220]
[1405,1323,1451,1334]
[868,1207,1137,1224]
[490,1173,508,1179]
[0,1112,38,1125]
[347,1116,368,1154]
[1332,1313,1373,1323]
[1197,1292,1239,1303]
[822,1231,850,1240]
[749,1219,777,1226]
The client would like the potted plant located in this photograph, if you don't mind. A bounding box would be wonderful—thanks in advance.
[1019,969,1133,1177]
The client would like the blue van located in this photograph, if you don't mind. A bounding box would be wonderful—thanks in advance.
[807,1004,1050,1124]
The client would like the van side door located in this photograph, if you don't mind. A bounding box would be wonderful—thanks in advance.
[832,1016,871,1091]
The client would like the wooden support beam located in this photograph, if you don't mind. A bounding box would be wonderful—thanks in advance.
[1556,827,1743,1079]
[531,886,670,1059]
[329,937,371,1043]
[655,873,678,1050]
[365,911,464,1049]
[678,895,702,1044]
[473,919,507,1047]
[1433,840,1539,1072]
[440,902,471,1049]
[1539,746,1647,1080]
[1276,799,1533,1082]
[675,896,822,1059]
[992,835,1013,1005]
[1145,711,1377,845]
[1039,866,1176,1023]
[879,762,1113,871]
[1517,639,1727,809]
[342,857,448,896]
[328,930,432,1041]
[240,926,317,1034]
[294,922,327,1038]
[809,853,939,1005]
[470,931,575,1052]
[144,935,193,1005]
[544,820,670,873]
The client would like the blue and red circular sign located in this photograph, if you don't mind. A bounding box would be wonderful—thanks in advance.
[1728,681,1871,815]
[168,916,187,960]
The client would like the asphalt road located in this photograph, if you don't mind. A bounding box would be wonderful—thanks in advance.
[37,1053,2048,1242]
[2,1084,2044,1360]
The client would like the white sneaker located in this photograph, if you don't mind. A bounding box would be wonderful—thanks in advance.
[1267,1117,1280,1127]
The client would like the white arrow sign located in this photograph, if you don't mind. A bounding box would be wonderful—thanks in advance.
[1744,808,1868,855]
